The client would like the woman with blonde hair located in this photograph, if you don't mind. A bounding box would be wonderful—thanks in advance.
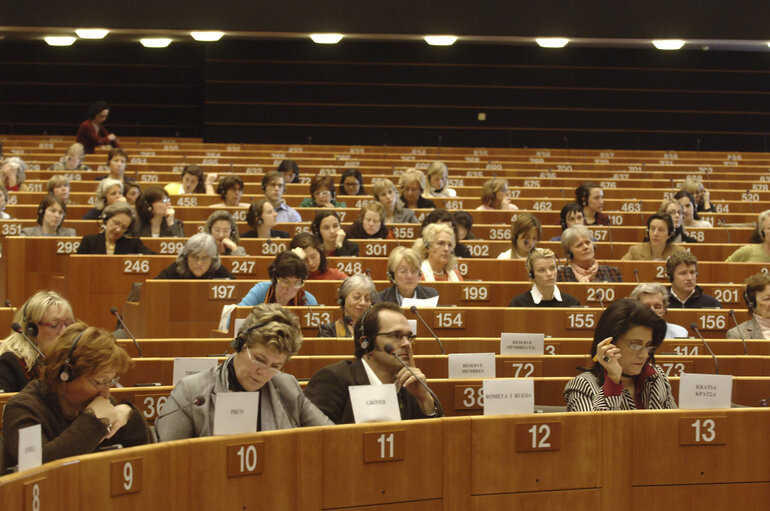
[398,169,436,210]
[413,223,463,281]
[497,213,541,259]
[657,199,697,243]
[424,161,457,198]
[49,143,91,171]
[681,177,713,213]
[477,178,518,210]
[726,210,770,263]
[373,178,419,224]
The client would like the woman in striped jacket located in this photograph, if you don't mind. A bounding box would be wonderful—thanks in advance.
[564,299,677,411]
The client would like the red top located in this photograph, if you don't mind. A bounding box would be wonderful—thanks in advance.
[76,119,120,154]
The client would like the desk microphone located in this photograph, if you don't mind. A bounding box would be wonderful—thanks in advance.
[689,322,719,374]
[728,310,749,355]
[409,305,445,354]
[606,224,615,259]
[633,269,640,285]
[111,307,143,357]
[383,343,441,415]
[156,395,206,422]
[11,322,46,360]
[4,300,11,308]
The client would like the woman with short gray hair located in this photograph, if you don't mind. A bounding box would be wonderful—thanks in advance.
[558,225,622,283]
[82,178,125,219]
[154,233,233,279]
[318,274,378,337]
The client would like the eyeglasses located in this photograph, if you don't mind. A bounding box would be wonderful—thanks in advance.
[211,228,231,236]
[157,198,171,204]
[377,331,417,344]
[316,191,332,197]
[625,342,656,355]
[38,320,74,331]
[395,268,420,276]
[244,349,281,376]
[87,376,120,390]
[277,278,304,289]
[189,254,212,264]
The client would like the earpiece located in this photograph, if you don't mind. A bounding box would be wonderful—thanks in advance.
[565,249,574,260]
[59,328,87,382]
[257,218,264,225]
[356,307,375,354]
[21,300,38,338]
[745,290,757,311]
[230,322,264,352]
[387,269,395,282]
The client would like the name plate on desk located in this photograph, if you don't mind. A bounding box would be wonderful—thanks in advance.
[402,296,439,308]
[213,392,260,435]
[173,358,219,385]
[483,379,534,416]
[349,384,401,424]
[448,353,496,379]
[500,333,544,355]
[678,373,733,409]
[18,424,42,472]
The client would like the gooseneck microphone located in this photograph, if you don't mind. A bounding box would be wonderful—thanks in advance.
[409,305,445,354]
[156,395,207,421]
[633,269,640,285]
[690,322,719,374]
[11,322,46,360]
[111,307,143,357]
[4,300,12,308]
[383,343,441,415]
[728,310,749,355]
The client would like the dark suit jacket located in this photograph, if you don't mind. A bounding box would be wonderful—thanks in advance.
[76,232,154,254]
[0,351,31,394]
[303,359,443,424]
[133,218,185,238]
[377,284,438,305]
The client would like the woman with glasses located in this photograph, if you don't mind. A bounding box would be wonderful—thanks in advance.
[319,274,377,338]
[76,203,153,255]
[2,323,151,470]
[377,247,439,305]
[564,299,676,411]
[156,304,332,440]
[133,186,184,238]
[155,233,233,280]
[238,251,318,307]
[299,175,346,208]
[0,291,74,393]
[205,210,246,256]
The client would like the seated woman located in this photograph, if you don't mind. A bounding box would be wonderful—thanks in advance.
[75,100,120,153]
[22,196,77,236]
[399,169,436,210]
[575,182,609,226]
[421,208,471,258]
[343,202,395,240]
[2,323,151,470]
[48,143,91,171]
[681,176,714,213]
[82,178,125,220]
[77,203,153,255]
[476,178,518,210]
[238,251,318,306]
[564,299,676,411]
[289,232,347,280]
[453,211,474,241]
[424,161,457,198]
[338,168,366,196]
[414,223,463,281]
[658,199,697,243]
[241,198,290,239]
[378,247,439,305]
[674,190,711,228]
[299,175,346,208]
[550,203,584,241]
[629,283,689,339]
[47,175,74,204]
[206,210,247,256]
[497,213,541,260]
[123,180,141,206]
[1,156,28,191]
[621,213,684,261]
[558,225,622,282]
[156,304,332,440]
[726,210,770,262]
[155,233,234,280]
[164,164,216,195]
[373,178,419,224]
[100,148,127,181]
[509,248,580,307]
[211,175,246,208]
[277,159,300,184]
[133,186,184,237]
[318,275,377,337]
[0,184,11,219]
[0,291,74,393]
[727,272,770,339]
[312,210,358,256]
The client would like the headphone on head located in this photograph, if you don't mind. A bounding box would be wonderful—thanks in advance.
[21,299,38,338]
[38,198,66,226]
[230,321,266,352]
[744,289,757,311]
[59,328,87,382]
[356,306,376,353]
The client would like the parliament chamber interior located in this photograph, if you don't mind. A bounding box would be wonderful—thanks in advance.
[2,2,770,510]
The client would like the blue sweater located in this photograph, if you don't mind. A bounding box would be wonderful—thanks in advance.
[238,281,318,306]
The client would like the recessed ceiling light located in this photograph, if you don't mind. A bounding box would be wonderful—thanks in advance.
[652,39,685,50]
[424,35,457,46]
[75,29,109,39]
[140,38,172,48]
[309,33,344,44]
[191,31,224,42]
[536,37,569,48]
[44,36,76,46]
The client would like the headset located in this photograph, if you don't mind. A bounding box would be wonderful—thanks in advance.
[37,197,66,227]
[311,211,341,238]
[59,328,87,382]
[231,315,292,352]
[356,306,376,353]
[744,289,757,311]
[21,299,38,338]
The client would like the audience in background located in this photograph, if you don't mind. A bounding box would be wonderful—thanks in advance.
[498,213,541,260]
[242,198,290,239]
[344,202,395,239]
[75,101,120,153]
[82,178,125,220]
[47,175,74,204]
[238,251,318,306]
[98,148,127,181]
[212,175,246,208]
[681,177,714,213]
[629,283,689,339]
[378,247,439,305]
[551,203,584,241]
[726,210,770,262]
[421,208,472,258]
[49,143,91,171]
[399,169,436,209]
[77,203,152,255]
[206,210,246,256]
[155,233,233,280]
[133,186,184,237]
[665,252,721,309]
[575,182,609,226]
[452,211,474,240]
[414,223,463,281]
[262,171,301,223]
[424,161,457,198]
[165,164,216,195]
[290,232,348,280]
[22,196,76,236]
[477,178,518,210]
[318,274,377,337]
[300,175,346,208]
[674,190,711,228]
[338,169,366,196]
[0,185,10,219]
[374,178,419,224]
[312,210,358,256]
[727,273,770,340]
[123,180,141,206]
[558,225,622,282]
[1,156,27,191]
[509,248,580,307]
[658,199,697,243]
[621,213,684,261]
[277,159,300,184]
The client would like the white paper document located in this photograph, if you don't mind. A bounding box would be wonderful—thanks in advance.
[213,392,260,435]
[349,384,402,423]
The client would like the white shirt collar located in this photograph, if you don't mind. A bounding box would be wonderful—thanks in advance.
[530,284,563,304]
[361,357,383,385]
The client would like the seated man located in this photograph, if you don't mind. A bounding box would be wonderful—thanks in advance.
[510,248,580,307]
[629,283,689,338]
[262,171,301,223]
[666,251,721,309]
[304,302,443,424]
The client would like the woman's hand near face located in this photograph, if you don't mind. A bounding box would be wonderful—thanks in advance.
[335,229,346,248]
[595,337,623,384]
[103,404,132,439]
[702,188,711,208]
[222,237,237,251]
[291,247,307,260]
[165,205,175,225]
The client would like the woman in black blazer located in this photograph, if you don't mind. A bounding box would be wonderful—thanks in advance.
[77,203,153,255]
[377,247,438,306]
